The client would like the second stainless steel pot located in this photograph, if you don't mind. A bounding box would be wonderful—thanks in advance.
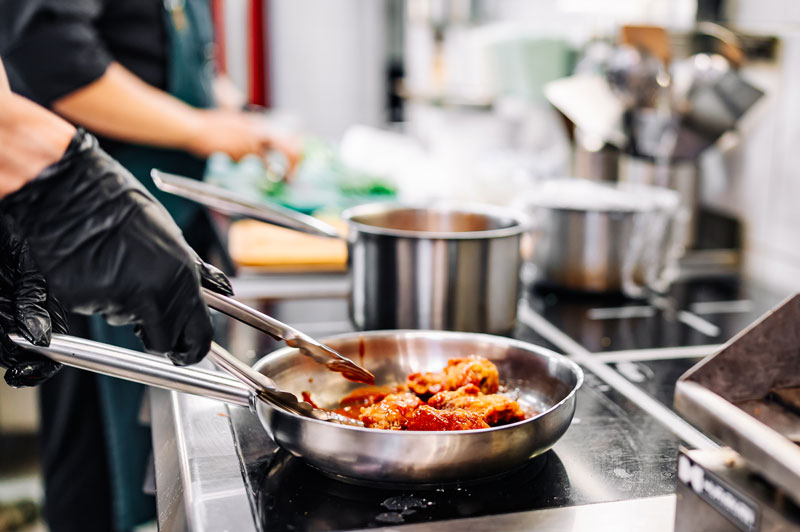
[343,203,526,334]
[519,179,684,297]
[528,206,642,293]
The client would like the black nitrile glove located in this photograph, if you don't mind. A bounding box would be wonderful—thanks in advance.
[0,130,232,365]
[0,215,67,387]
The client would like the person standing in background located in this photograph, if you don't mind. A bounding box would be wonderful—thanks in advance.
[1,1,297,530]
[0,53,233,530]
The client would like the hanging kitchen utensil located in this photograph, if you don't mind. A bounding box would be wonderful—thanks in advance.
[605,45,668,110]
[672,54,763,159]
[201,288,375,384]
[544,74,628,148]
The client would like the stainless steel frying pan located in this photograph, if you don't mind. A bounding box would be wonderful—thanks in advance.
[18,330,582,485]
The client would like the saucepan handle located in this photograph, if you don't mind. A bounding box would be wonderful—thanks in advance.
[648,205,689,293]
[10,333,254,408]
[620,210,650,299]
[150,169,343,239]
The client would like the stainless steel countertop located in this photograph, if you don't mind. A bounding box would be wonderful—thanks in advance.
[152,387,257,532]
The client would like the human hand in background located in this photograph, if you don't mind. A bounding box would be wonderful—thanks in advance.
[186,109,302,176]
[0,215,66,387]
[185,108,264,161]
[0,130,232,366]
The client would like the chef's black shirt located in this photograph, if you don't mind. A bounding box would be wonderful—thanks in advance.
[0,0,167,107]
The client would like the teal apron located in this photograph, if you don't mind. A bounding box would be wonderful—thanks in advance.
[91,1,218,529]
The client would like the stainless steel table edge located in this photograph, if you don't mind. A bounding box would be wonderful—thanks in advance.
[358,494,677,532]
[151,388,258,532]
[231,273,349,301]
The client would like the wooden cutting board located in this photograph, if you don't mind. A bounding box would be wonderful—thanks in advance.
[228,218,348,271]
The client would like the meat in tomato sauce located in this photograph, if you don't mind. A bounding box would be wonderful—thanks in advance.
[304,356,532,431]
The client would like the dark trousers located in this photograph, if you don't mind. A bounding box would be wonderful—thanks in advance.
[39,365,115,532]
[36,215,226,532]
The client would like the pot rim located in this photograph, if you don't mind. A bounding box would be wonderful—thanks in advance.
[341,201,529,240]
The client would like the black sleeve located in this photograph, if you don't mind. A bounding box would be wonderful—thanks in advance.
[1,0,112,107]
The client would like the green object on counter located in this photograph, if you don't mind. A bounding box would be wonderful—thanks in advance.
[204,137,397,216]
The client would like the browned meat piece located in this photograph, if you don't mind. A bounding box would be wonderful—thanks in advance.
[339,384,408,408]
[427,384,527,426]
[359,392,423,430]
[406,405,490,431]
[407,356,499,397]
[333,385,408,421]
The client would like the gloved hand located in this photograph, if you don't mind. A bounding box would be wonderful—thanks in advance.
[0,215,67,387]
[0,129,232,365]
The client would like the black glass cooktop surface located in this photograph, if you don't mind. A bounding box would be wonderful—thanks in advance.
[217,277,787,531]
[227,367,683,532]
[524,278,785,352]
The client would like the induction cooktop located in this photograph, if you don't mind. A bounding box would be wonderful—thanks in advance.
[219,277,785,531]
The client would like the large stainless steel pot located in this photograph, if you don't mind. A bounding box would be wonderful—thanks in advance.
[343,203,526,334]
[20,330,582,485]
[151,171,527,334]
[519,179,684,297]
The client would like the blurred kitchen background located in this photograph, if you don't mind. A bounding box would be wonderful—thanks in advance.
[2,0,799,529]
[215,0,797,290]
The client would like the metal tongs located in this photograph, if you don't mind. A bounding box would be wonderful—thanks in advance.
[202,288,374,385]
[207,342,364,427]
[10,333,363,427]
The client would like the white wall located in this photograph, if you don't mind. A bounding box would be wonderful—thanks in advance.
[703,2,800,292]
[221,0,250,94]
[268,0,388,140]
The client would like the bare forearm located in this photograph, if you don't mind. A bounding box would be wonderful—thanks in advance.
[0,60,8,92]
[49,62,298,163]
[53,62,204,152]
[0,88,75,197]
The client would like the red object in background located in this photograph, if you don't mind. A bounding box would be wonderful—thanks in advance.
[210,0,226,73]
[209,0,271,107]
[248,0,270,107]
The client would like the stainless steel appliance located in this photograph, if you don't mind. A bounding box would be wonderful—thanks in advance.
[675,293,800,498]
[674,293,800,531]
[675,447,800,532]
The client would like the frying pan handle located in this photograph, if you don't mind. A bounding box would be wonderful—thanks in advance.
[10,334,254,408]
